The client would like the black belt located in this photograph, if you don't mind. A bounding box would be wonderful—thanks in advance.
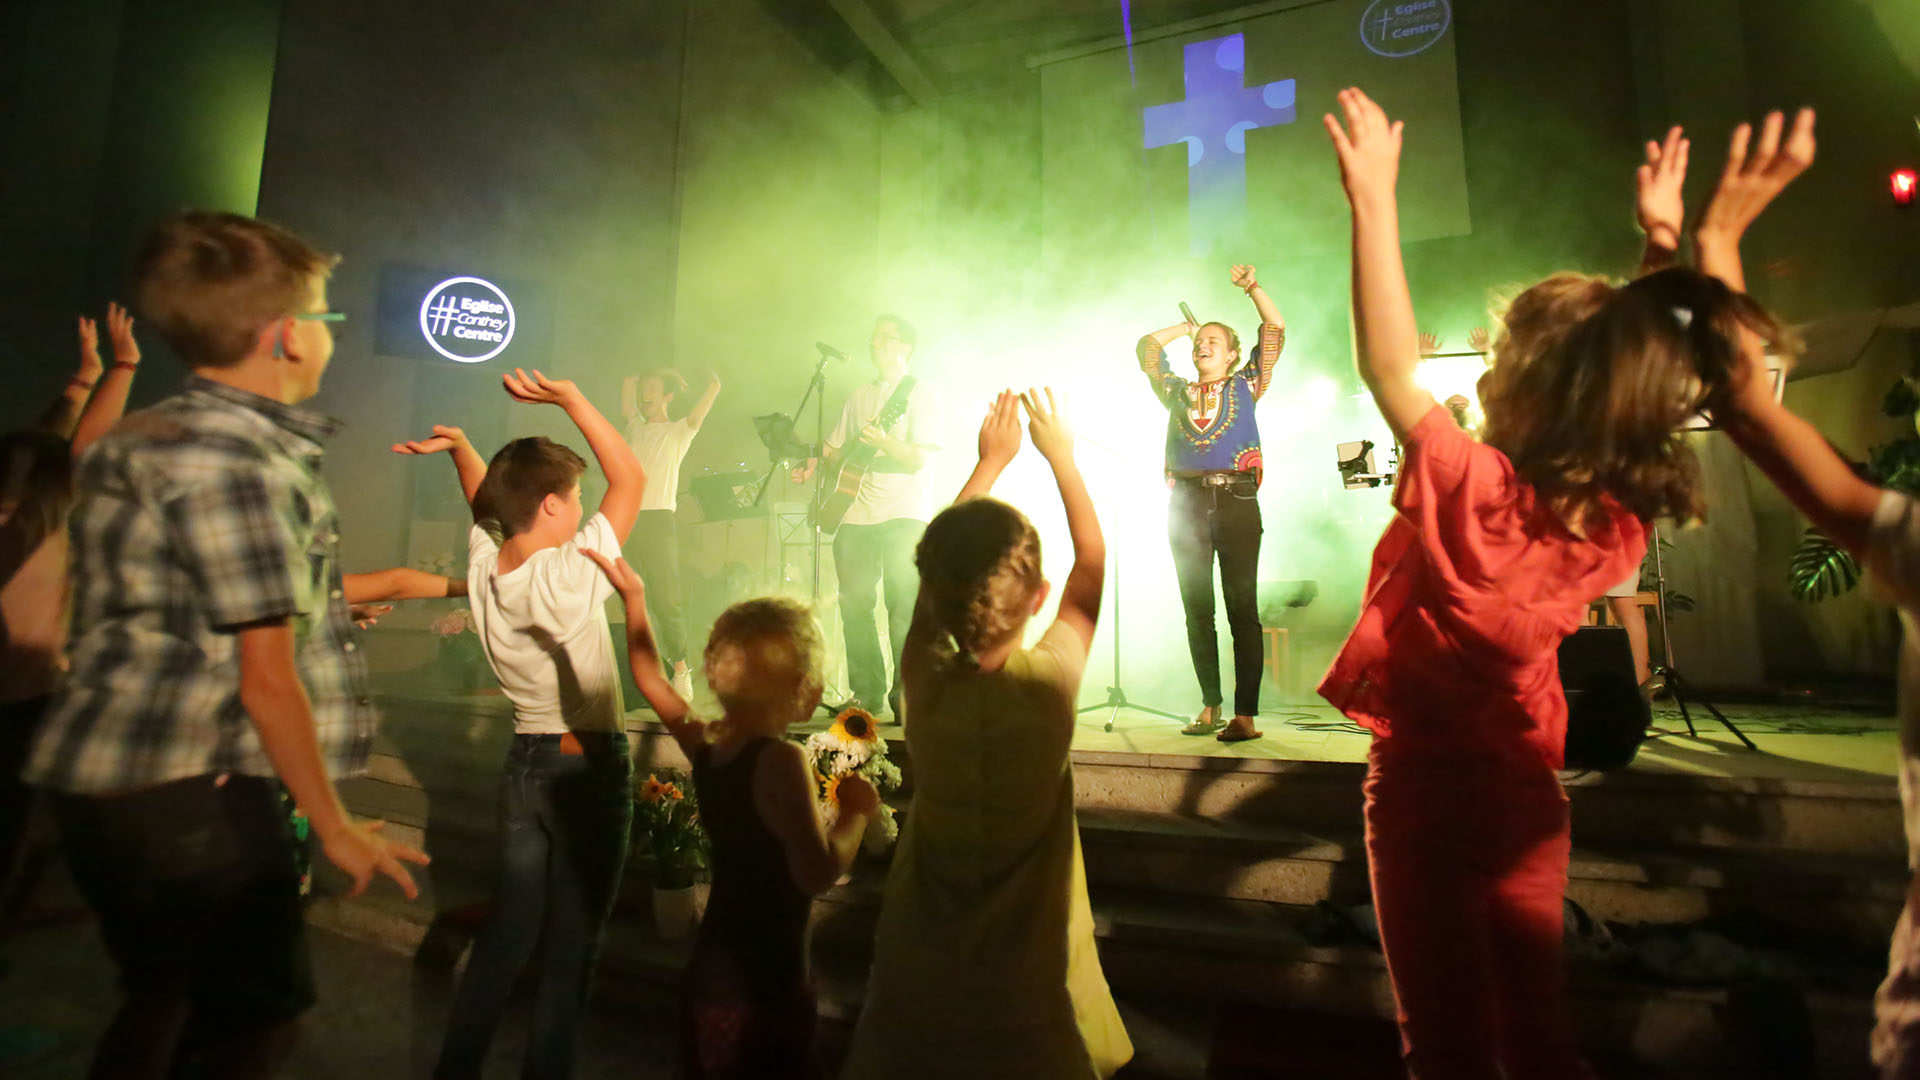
[1174,471,1256,487]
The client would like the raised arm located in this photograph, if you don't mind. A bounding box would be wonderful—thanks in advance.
[686,371,722,430]
[1693,108,1815,294]
[72,303,141,455]
[754,739,874,895]
[1137,321,1198,403]
[343,567,466,603]
[391,424,488,514]
[502,369,646,542]
[1324,87,1433,442]
[580,549,705,754]
[1633,126,1689,278]
[1230,265,1287,399]
[1685,109,1870,544]
[40,315,109,439]
[1023,388,1104,650]
[953,390,1022,503]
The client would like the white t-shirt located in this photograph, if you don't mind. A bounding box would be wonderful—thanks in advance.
[1867,491,1920,868]
[625,416,700,513]
[826,377,930,527]
[467,512,624,734]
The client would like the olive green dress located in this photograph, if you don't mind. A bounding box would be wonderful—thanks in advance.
[841,621,1133,1079]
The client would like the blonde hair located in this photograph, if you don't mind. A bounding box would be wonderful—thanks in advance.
[703,598,823,713]
[132,211,339,368]
[1478,266,1787,526]
[914,498,1043,668]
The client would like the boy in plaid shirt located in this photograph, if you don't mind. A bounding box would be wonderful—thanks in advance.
[26,212,426,1078]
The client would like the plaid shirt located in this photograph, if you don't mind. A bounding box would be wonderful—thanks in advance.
[26,377,375,794]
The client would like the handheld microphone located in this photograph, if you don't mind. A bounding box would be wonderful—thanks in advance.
[1178,302,1200,336]
[815,341,847,362]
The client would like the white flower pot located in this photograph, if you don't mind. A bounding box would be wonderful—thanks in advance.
[652,884,697,940]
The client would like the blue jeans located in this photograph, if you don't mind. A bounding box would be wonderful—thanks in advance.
[437,732,633,1079]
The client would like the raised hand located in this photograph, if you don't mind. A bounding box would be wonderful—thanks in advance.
[1418,331,1442,356]
[1467,326,1490,352]
[581,547,646,606]
[1698,108,1815,243]
[1636,125,1690,249]
[977,390,1023,468]
[104,302,139,367]
[76,316,104,384]
[502,367,582,407]
[1020,387,1073,462]
[390,424,468,455]
[1229,264,1259,291]
[321,818,430,900]
[1323,87,1403,206]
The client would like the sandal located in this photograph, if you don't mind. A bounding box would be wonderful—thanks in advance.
[1217,723,1264,743]
[1181,709,1223,736]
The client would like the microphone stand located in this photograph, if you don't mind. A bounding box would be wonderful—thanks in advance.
[755,348,833,601]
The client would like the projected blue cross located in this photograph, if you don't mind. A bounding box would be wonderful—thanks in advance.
[1143,34,1296,255]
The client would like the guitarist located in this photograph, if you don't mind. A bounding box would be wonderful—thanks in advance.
[792,315,931,722]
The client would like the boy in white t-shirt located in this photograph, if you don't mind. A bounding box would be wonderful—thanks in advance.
[393,367,645,1079]
[620,366,721,701]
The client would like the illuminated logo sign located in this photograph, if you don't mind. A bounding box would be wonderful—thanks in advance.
[418,276,516,363]
[1360,0,1451,58]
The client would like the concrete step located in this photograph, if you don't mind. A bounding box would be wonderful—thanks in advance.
[1074,807,1907,954]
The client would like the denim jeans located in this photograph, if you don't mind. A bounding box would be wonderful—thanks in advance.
[832,519,922,716]
[437,732,633,1080]
[1168,475,1264,717]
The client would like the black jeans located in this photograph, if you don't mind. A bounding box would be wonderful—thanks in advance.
[437,732,633,1080]
[832,519,922,716]
[625,509,686,668]
[50,774,315,1039]
[1168,476,1264,717]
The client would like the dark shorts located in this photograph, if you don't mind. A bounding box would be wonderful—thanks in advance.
[49,773,315,1029]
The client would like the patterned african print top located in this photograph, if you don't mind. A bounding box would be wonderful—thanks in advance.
[1137,323,1284,482]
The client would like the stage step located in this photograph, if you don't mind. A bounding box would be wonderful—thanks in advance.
[309,815,1878,1079]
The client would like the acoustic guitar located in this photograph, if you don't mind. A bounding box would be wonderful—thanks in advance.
[810,376,917,531]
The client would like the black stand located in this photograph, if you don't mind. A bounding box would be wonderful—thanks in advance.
[1648,522,1756,750]
[1077,531,1185,733]
[754,350,832,600]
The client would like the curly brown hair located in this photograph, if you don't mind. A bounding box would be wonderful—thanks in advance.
[914,498,1043,668]
[703,597,824,712]
[1478,266,1787,527]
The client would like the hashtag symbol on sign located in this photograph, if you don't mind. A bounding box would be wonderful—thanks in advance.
[426,296,460,336]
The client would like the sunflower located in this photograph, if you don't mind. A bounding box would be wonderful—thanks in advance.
[828,707,881,745]
[823,774,846,806]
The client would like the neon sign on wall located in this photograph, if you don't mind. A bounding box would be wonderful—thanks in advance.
[418,276,516,363]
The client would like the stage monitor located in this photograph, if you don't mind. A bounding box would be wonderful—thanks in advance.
[375,263,551,367]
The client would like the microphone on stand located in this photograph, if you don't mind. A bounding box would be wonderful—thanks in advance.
[815,341,848,362]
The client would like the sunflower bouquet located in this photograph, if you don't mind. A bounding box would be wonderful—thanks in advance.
[802,707,903,852]
[634,769,709,889]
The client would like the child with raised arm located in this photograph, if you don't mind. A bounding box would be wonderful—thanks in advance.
[393,369,645,1080]
[1688,110,1920,1077]
[583,551,874,1078]
[620,366,722,701]
[842,389,1132,1080]
[1317,90,1789,1079]
[1137,267,1285,742]
[25,213,427,1079]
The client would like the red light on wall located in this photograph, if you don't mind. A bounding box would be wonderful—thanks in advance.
[1896,168,1917,206]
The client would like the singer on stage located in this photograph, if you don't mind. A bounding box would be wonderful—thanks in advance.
[793,315,931,722]
[1137,265,1285,743]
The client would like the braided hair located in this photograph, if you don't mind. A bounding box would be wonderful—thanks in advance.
[914,498,1043,669]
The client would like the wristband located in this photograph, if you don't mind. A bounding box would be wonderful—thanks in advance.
[69,376,97,391]
[111,360,139,371]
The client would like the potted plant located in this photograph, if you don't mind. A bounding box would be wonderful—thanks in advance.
[634,769,709,940]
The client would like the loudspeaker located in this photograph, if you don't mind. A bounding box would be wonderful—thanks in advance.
[1559,626,1649,771]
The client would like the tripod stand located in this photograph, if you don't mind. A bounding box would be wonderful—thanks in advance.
[1647,521,1756,749]
[752,348,832,600]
